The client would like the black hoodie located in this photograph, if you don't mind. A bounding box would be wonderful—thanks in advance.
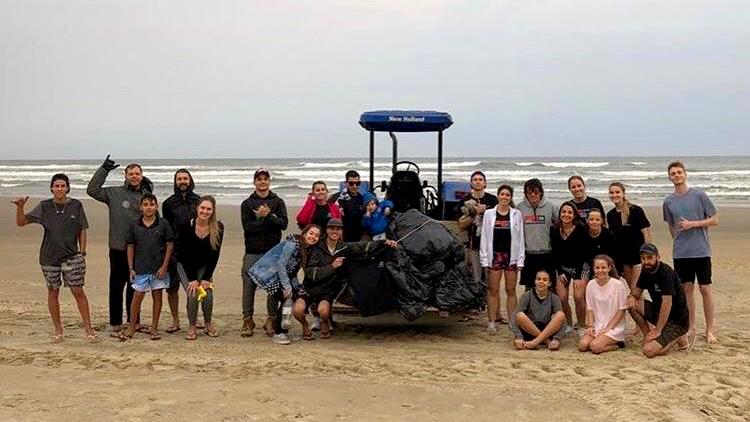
[241,190,288,254]
[162,169,201,233]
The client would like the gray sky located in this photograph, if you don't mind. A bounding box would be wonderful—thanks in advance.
[1,0,748,159]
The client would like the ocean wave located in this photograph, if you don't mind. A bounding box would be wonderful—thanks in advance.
[630,161,647,165]
[541,162,609,168]
[299,161,355,168]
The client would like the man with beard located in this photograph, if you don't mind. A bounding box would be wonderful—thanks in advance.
[628,243,690,357]
[161,169,201,334]
[87,155,153,334]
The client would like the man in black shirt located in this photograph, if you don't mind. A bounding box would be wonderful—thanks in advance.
[330,170,366,241]
[628,243,690,357]
[240,167,289,337]
[162,169,201,333]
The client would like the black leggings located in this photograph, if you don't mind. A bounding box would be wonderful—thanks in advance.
[108,249,138,326]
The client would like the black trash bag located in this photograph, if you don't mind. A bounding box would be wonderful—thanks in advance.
[385,209,478,319]
[434,262,483,311]
[346,257,398,317]
[386,248,435,321]
[389,210,464,266]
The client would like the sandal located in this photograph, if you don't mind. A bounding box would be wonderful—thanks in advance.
[136,326,151,334]
[204,328,219,338]
[86,332,100,343]
[185,331,197,341]
[320,330,332,339]
[117,330,133,342]
[51,333,64,343]
[302,331,315,341]
[150,330,162,341]
[165,325,180,334]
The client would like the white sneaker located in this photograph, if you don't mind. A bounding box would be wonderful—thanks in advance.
[563,325,574,337]
[272,333,291,345]
[487,322,497,333]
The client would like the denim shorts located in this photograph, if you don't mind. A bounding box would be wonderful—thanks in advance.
[132,273,170,292]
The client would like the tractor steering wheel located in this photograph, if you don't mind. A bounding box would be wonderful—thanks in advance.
[395,160,420,175]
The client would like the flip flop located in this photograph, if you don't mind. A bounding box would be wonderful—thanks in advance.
[302,332,315,341]
[51,333,64,344]
[136,326,151,333]
[185,331,197,341]
[204,329,219,338]
[165,325,180,334]
[150,331,162,341]
[117,331,133,342]
[86,332,100,343]
[320,330,332,339]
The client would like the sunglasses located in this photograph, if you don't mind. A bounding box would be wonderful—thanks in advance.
[347,181,361,186]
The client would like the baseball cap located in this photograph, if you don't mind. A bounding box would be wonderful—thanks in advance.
[639,243,659,256]
[327,218,344,228]
[254,167,270,180]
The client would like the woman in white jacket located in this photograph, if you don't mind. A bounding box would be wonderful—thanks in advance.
[480,185,525,332]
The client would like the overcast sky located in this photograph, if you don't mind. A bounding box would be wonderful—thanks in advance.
[1,0,748,159]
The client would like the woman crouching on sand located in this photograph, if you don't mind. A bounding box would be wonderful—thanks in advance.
[175,196,224,341]
[247,224,321,345]
[479,185,525,332]
[578,255,630,354]
[509,269,566,350]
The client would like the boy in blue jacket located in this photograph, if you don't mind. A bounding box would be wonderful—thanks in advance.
[361,192,393,240]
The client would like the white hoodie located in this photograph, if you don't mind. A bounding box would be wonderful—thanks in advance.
[479,206,525,268]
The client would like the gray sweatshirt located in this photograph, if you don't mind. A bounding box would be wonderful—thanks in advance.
[509,289,564,340]
[87,166,152,250]
[517,198,558,254]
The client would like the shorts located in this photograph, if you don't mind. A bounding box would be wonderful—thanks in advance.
[132,273,170,293]
[490,251,517,272]
[559,265,582,283]
[644,301,689,347]
[674,257,712,285]
[521,321,548,341]
[520,253,556,289]
[41,254,86,289]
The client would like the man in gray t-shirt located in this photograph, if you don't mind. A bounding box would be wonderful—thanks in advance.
[12,173,98,343]
[663,161,719,344]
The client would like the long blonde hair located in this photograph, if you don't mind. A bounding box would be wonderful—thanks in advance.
[197,195,222,251]
[609,182,630,226]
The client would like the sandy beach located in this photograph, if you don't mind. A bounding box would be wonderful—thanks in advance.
[1,197,748,421]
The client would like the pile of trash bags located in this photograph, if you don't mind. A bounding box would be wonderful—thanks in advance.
[346,209,482,320]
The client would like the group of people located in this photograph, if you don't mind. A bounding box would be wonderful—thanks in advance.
[12,156,718,357]
[455,161,718,357]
